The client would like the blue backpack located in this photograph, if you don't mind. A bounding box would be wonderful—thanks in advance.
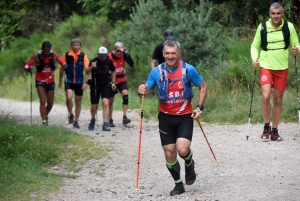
[157,61,194,102]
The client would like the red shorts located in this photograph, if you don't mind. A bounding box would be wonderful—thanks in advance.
[259,68,288,92]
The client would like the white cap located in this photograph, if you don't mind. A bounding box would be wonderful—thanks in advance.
[98,46,108,56]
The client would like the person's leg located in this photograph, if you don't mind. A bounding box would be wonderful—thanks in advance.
[45,82,55,117]
[121,89,129,116]
[270,69,288,141]
[36,85,47,122]
[74,95,82,122]
[261,84,272,124]
[272,89,284,128]
[109,97,114,120]
[101,86,111,131]
[45,87,55,122]
[73,84,83,128]
[176,114,195,186]
[102,98,111,131]
[159,112,185,196]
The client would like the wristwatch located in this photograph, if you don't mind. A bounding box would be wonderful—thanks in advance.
[197,105,204,112]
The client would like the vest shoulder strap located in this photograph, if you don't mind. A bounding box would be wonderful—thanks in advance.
[260,20,290,51]
[260,21,268,51]
[282,20,290,50]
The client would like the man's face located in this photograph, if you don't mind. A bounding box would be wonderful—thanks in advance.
[42,47,51,57]
[98,55,106,61]
[269,8,284,25]
[114,46,124,58]
[163,45,180,68]
[71,42,81,53]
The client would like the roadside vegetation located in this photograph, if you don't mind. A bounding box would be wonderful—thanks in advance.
[0,117,111,200]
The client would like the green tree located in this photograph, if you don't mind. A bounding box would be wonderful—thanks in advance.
[121,0,232,69]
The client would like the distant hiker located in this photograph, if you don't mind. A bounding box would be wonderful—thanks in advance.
[251,2,299,141]
[58,38,89,129]
[108,42,134,127]
[85,46,116,131]
[150,29,174,69]
[24,41,65,125]
[138,39,207,196]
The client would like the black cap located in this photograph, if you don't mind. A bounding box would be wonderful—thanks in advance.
[164,29,174,40]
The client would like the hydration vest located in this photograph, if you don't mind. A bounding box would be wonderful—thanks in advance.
[158,61,193,102]
[65,51,85,84]
[36,50,55,72]
[260,20,290,51]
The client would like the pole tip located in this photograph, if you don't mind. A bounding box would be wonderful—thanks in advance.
[136,188,139,193]
[246,135,249,140]
[215,160,218,163]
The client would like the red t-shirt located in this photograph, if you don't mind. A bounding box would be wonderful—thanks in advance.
[159,62,193,115]
[108,52,126,83]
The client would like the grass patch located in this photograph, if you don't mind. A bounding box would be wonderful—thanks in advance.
[0,117,111,200]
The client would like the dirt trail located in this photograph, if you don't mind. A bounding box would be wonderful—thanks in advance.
[1,98,300,201]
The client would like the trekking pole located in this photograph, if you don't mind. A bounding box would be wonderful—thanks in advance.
[30,70,33,124]
[196,119,218,163]
[295,54,300,130]
[246,68,257,140]
[135,94,145,192]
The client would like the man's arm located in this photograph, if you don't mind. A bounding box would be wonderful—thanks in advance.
[250,23,262,61]
[124,53,134,67]
[197,81,207,106]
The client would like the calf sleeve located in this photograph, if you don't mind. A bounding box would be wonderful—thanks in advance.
[122,94,128,105]
[166,159,182,183]
[179,149,193,166]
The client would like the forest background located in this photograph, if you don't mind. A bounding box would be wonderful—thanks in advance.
[1,0,300,124]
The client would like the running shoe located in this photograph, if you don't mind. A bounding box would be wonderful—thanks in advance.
[261,124,271,142]
[69,114,74,124]
[185,159,196,185]
[108,118,115,127]
[123,115,131,125]
[102,122,111,131]
[88,118,95,130]
[270,128,283,141]
[170,182,185,196]
[73,121,80,129]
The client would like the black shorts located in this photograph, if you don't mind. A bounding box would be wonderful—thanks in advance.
[110,81,128,97]
[90,85,110,104]
[65,82,83,96]
[36,81,55,92]
[158,112,193,146]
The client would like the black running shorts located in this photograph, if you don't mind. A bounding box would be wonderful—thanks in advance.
[158,112,193,146]
[90,85,110,104]
[36,81,55,92]
[110,81,128,97]
[65,82,83,96]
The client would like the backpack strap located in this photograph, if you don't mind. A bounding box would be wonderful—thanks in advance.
[282,20,290,50]
[260,21,268,51]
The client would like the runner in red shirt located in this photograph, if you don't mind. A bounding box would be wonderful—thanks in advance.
[24,41,65,125]
[108,42,134,126]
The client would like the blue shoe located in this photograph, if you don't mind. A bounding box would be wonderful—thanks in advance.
[102,122,111,131]
[88,118,95,130]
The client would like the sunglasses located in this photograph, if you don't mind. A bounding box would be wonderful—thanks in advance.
[116,49,124,53]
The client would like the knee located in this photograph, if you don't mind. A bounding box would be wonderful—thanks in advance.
[122,95,128,105]
[177,147,190,157]
[261,94,270,103]
[102,99,109,108]
[273,97,283,105]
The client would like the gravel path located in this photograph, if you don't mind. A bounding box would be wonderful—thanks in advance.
[1,98,300,201]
